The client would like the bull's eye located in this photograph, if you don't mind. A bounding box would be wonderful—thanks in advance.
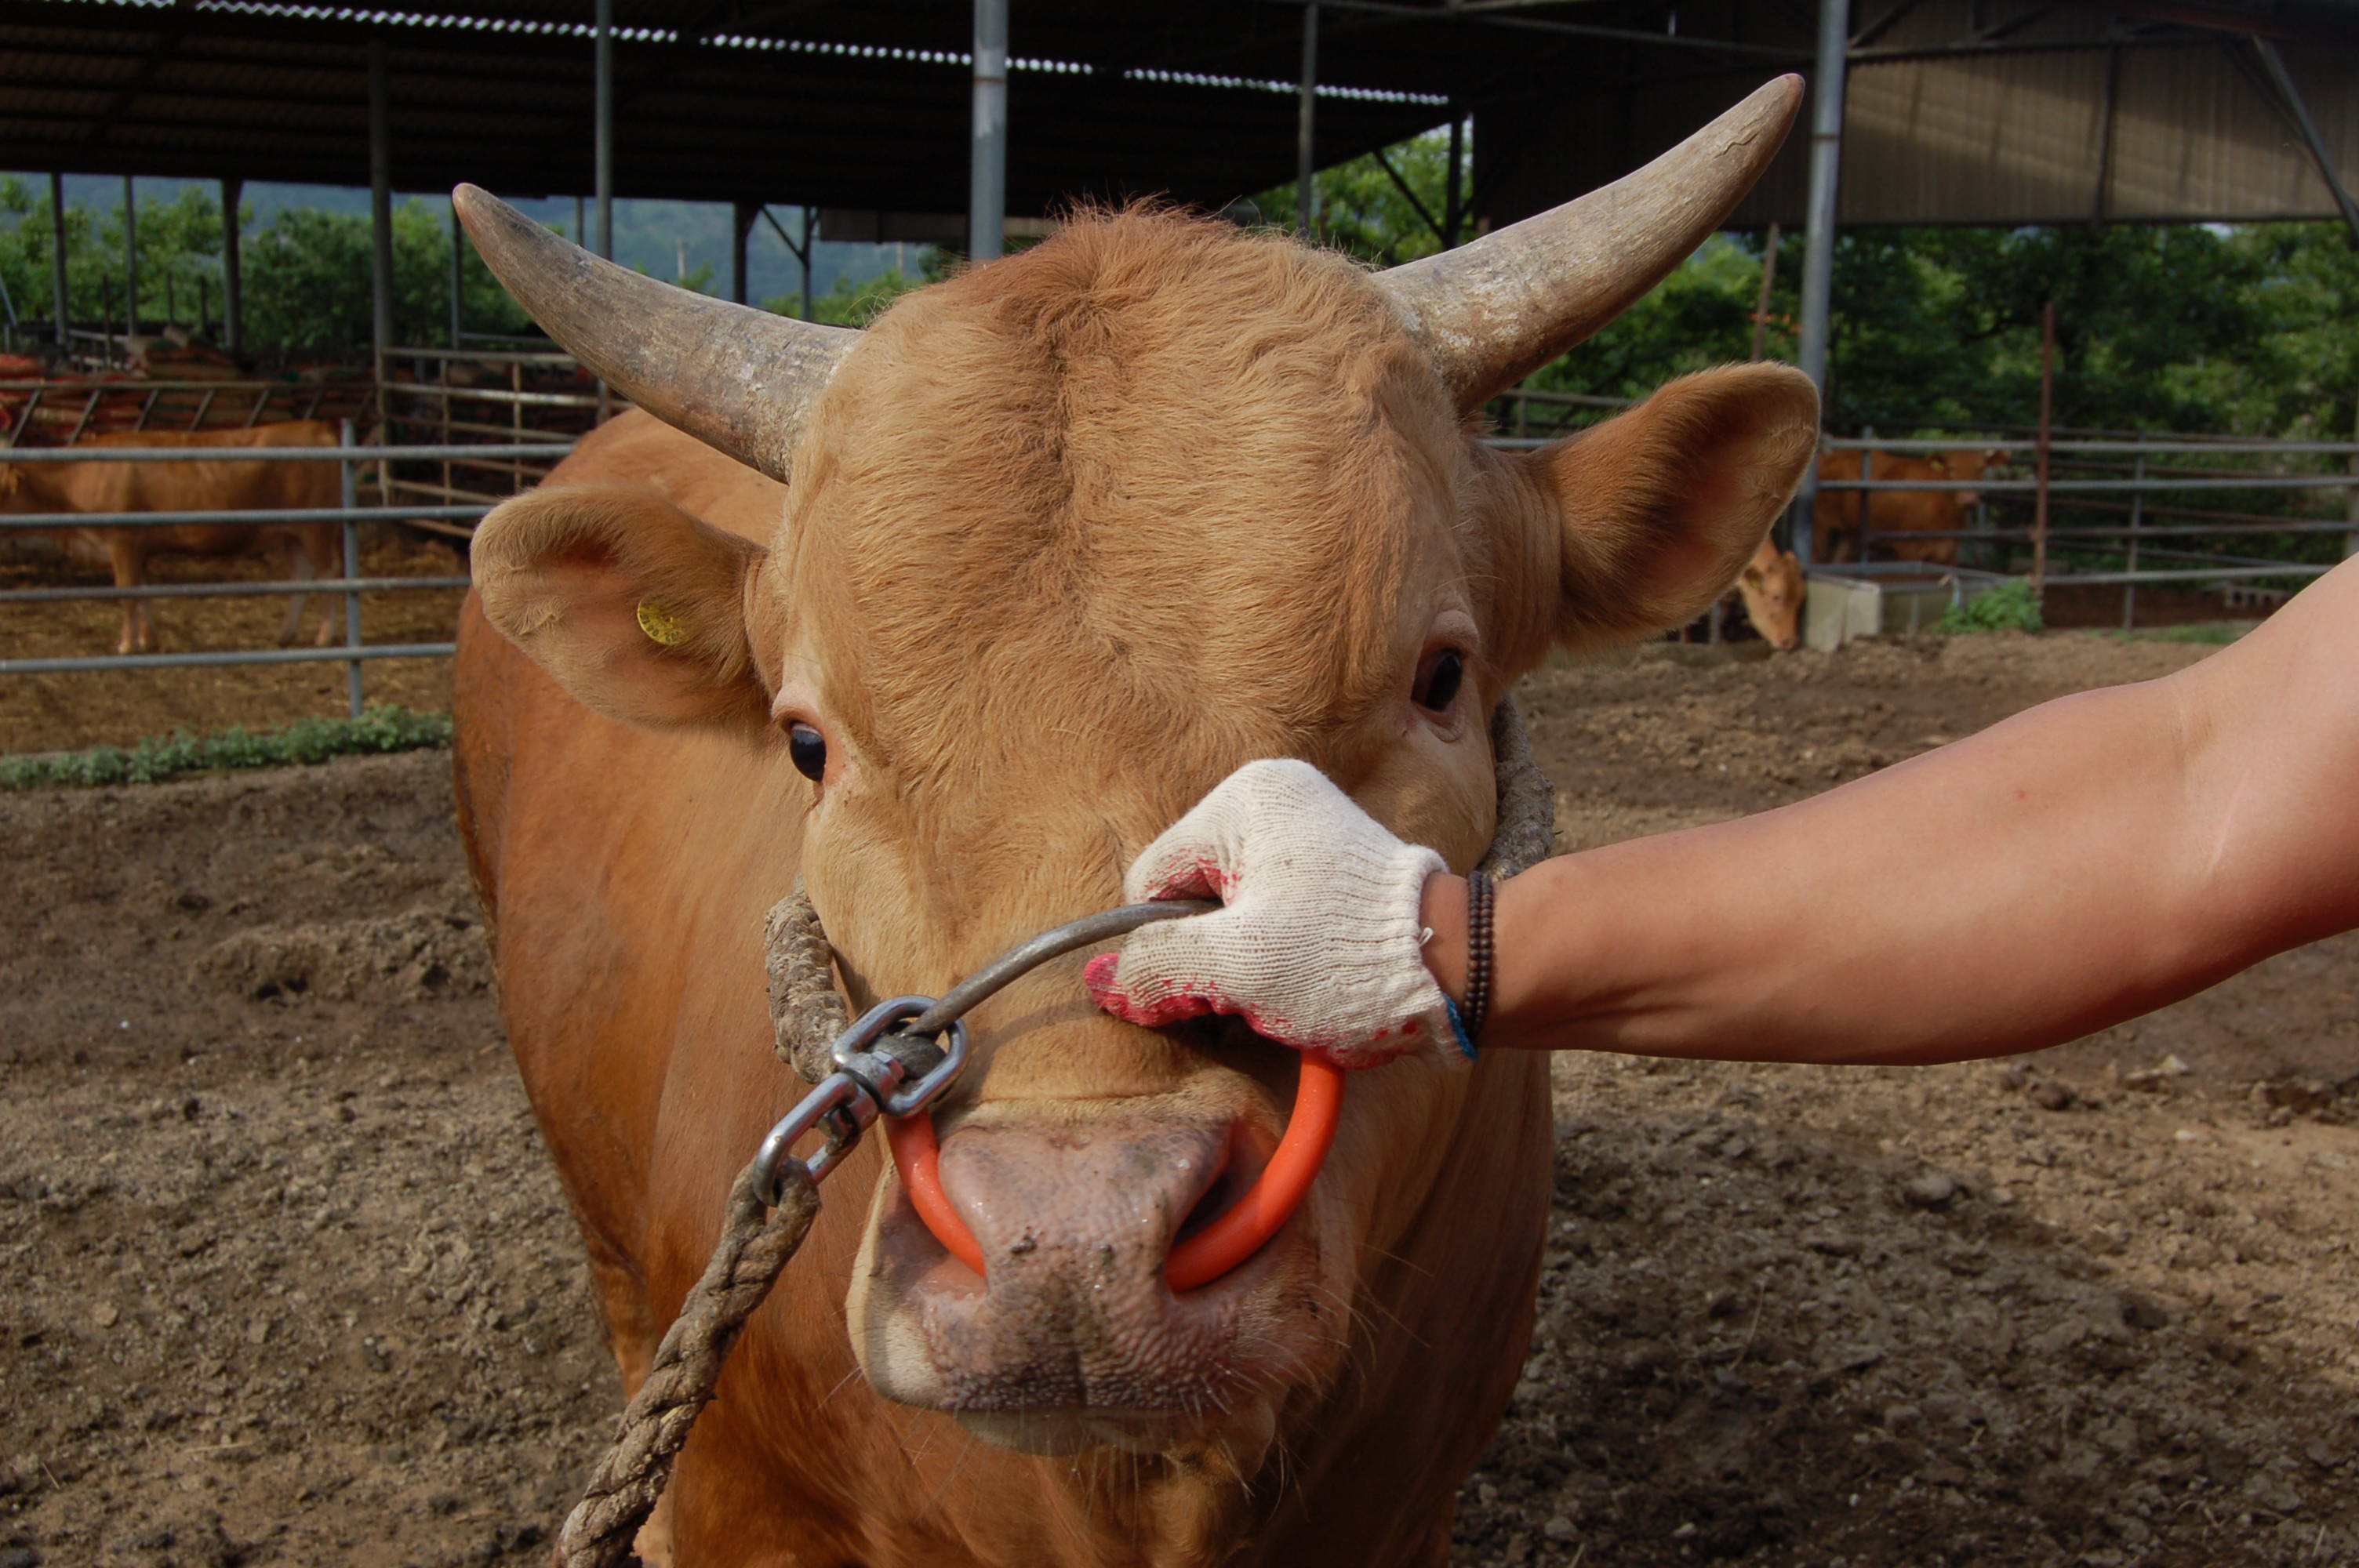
[1412,648,1466,715]
[787,722,827,782]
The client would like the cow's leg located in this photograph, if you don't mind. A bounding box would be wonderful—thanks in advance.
[267,533,307,645]
[310,525,343,647]
[104,531,147,655]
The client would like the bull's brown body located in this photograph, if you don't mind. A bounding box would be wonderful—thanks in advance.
[0,420,343,653]
[1812,448,1996,566]
[450,82,1819,1568]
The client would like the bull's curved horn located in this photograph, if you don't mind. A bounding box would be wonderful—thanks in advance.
[1379,74,1803,411]
[452,184,858,482]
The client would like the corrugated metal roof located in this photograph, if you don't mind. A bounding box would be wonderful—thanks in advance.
[1476,0,2359,228]
[0,0,1463,210]
[0,0,2351,228]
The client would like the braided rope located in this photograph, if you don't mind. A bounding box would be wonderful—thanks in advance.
[550,701,1556,1564]
[553,1161,819,1566]
[765,879,853,1084]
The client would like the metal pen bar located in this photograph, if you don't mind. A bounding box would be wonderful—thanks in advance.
[1864,521,2359,541]
[387,415,585,444]
[0,505,488,529]
[1817,475,2359,493]
[386,383,605,409]
[0,443,572,463]
[383,346,582,365]
[1820,437,2359,457]
[0,576,468,604]
[340,420,363,718]
[0,643,456,676]
[2034,564,2334,587]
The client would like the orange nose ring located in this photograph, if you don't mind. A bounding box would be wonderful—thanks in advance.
[884,1054,1347,1290]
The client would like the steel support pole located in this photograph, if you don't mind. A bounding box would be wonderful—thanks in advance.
[122,173,137,343]
[801,207,815,320]
[731,201,754,305]
[340,419,364,718]
[220,176,243,361]
[2031,299,2055,597]
[1442,114,1464,248]
[367,41,395,380]
[594,0,614,260]
[2346,400,2358,559]
[448,196,464,346]
[49,172,68,350]
[1789,0,1849,568]
[2123,437,2145,626]
[969,0,1008,262]
[1296,1,1320,234]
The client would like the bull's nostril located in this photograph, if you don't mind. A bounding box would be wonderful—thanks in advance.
[1173,1124,1272,1248]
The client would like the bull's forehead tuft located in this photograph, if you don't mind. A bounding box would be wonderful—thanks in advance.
[779,211,1456,795]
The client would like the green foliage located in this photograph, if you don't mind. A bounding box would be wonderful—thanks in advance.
[0,179,529,352]
[1255,128,1467,267]
[1936,579,2045,635]
[1252,129,2355,452]
[1511,220,2359,447]
[0,706,452,790]
[2095,622,2248,646]
[242,200,529,353]
[772,264,932,326]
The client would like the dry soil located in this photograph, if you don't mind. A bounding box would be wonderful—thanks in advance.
[2,631,2354,1568]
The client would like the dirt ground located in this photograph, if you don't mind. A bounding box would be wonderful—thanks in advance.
[3,630,2355,1568]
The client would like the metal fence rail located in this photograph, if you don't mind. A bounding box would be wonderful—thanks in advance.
[1806,430,2358,617]
[0,426,570,711]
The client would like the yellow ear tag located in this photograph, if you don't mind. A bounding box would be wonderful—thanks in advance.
[635,600,692,648]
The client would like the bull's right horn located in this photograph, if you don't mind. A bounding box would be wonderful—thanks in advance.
[453,184,858,484]
[1379,74,1802,412]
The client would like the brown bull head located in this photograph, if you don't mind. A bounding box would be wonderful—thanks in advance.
[452,74,1819,1560]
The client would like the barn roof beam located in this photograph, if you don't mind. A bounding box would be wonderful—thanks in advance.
[2248,35,2359,248]
[1269,0,1810,64]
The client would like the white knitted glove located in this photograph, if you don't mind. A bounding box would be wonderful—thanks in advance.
[1083,759,1470,1069]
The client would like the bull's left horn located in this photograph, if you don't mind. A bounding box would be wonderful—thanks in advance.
[453,184,858,482]
[1379,74,1802,412]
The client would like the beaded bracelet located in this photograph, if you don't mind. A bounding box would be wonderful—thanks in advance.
[1462,873,1496,1043]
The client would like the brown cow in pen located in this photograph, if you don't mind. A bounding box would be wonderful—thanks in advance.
[452,79,1816,1567]
[1813,447,1998,565]
[1735,535,1805,649]
[0,420,343,654]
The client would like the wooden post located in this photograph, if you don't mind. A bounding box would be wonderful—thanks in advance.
[1751,221,1780,361]
[2030,300,2055,597]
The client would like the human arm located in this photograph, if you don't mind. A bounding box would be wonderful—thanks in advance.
[1425,554,2359,1065]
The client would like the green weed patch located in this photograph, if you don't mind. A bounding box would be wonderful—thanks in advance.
[1,706,452,790]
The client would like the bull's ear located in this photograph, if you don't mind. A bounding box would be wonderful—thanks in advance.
[471,484,770,730]
[1526,363,1818,649]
